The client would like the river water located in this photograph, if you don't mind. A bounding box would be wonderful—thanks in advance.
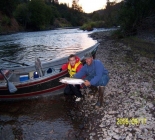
[0,28,110,140]
[0,95,83,140]
[0,28,97,68]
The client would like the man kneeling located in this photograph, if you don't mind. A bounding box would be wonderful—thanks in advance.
[74,52,109,107]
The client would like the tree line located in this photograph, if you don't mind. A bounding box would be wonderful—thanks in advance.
[0,0,85,31]
[101,0,155,36]
[0,0,155,35]
[118,0,155,36]
[83,0,155,35]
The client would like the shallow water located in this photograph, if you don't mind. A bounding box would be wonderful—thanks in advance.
[0,95,82,140]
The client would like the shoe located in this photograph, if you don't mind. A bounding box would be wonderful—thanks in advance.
[75,97,81,102]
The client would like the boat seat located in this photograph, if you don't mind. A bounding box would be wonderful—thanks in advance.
[47,68,53,74]
[44,68,59,76]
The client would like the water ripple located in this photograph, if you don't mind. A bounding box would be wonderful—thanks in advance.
[0,28,97,68]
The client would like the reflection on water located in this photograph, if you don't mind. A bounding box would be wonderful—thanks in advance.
[0,29,97,68]
[0,95,81,140]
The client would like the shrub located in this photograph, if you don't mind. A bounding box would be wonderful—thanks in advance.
[111,29,124,39]
[1,15,11,26]
[80,21,105,31]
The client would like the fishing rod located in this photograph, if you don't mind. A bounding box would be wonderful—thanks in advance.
[1,58,29,66]
[2,58,84,71]
[1,58,66,67]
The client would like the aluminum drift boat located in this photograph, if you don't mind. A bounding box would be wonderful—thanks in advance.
[0,43,99,99]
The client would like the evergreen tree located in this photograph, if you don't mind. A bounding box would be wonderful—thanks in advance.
[119,0,155,35]
[0,0,20,16]
[72,0,83,12]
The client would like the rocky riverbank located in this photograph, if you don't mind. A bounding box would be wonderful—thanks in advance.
[70,31,155,140]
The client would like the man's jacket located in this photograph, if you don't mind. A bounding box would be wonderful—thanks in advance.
[74,60,108,85]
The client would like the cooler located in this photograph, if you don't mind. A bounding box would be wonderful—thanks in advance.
[20,75,29,82]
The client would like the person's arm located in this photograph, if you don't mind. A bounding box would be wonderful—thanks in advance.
[90,61,103,85]
[74,65,86,78]
[61,63,68,70]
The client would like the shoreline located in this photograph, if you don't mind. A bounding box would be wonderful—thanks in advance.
[0,26,80,36]
[75,31,155,139]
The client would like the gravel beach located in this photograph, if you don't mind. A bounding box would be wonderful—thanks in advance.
[72,31,155,140]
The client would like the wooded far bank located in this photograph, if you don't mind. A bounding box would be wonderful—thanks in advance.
[0,0,155,37]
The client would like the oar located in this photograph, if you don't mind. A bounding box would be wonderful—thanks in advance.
[0,69,17,93]
[1,58,29,66]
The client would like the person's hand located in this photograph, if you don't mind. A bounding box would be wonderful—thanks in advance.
[84,80,91,87]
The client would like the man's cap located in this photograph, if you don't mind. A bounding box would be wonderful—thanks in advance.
[84,52,92,59]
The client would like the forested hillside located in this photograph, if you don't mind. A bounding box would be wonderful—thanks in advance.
[0,0,86,33]
[116,0,155,36]
[0,0,155,35]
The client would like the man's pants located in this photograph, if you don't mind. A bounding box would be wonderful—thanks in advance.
[64,84,82,97]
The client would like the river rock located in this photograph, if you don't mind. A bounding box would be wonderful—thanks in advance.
[99,122,106,128]
[74,31,155,139]
[105,136,112,140]
[147,103,154,108]
[107,130,116,136]
[98,136,103,140]
[113,134,120,139]
[108,111,118,115]
[89,132,96,136]
[148,138,154,140]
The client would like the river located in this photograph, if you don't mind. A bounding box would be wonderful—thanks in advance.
[0,95,83,140]
[0,28,110,140]
[0,28,97,68]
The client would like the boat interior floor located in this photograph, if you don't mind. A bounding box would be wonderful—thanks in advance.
[0,68,60,85]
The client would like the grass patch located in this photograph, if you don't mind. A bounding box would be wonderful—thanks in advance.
[111,29,125,39]
[80,21,105,31]
[111,30,155,60]
[1,15,11,26]
[122,36,155,60]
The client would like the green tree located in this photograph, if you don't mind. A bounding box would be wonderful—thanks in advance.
[28,0,53,30]
[54,3,84,26]
[51,5,60,19]
[104,0,118,27]
[72,0,83,12]
[119,0,155,35]
[0,0,20,16]
[92,13,101,21]
[14,3,30,28]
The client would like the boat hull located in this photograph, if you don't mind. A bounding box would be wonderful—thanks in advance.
[0,70,68,99]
